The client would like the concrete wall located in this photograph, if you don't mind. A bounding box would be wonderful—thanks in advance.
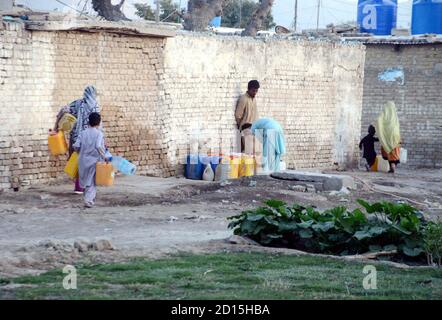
[0,21,365,189]
[362,44,442,168]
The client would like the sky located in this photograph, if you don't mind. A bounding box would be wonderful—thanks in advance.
[15,0,414,30]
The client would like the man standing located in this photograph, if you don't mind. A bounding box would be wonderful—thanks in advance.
[235,80,260,154]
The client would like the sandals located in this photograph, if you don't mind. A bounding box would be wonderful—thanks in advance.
[84,202,94,208]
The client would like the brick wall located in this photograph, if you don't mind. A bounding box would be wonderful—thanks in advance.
[0,22,365,189]
[1,22,168,190]
[362,44,442,168]
[162,35,365,174]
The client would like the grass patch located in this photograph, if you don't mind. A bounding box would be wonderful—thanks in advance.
[1,252,441,300]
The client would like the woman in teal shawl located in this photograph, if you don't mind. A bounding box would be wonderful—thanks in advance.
[251,118,286,172]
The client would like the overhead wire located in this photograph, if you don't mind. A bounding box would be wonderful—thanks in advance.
[53,0,98,20]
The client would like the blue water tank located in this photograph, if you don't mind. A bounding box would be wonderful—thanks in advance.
[209,16,222,27]
[412,0,442,35]
[357,0,398,35]
[185,154,204,180]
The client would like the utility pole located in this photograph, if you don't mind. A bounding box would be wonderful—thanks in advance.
[156,0,160,23]
[239,0,243,28]
[293,0,298,32]
[316,0,321,31]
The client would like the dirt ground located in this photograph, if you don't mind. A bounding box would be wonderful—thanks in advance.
[1,168,442,278]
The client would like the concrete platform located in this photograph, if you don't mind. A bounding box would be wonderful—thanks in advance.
[270,170,356,191]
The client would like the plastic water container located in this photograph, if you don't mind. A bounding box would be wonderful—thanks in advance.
[400,148,407,164]
[215,158,230,181]
[372,155,390,172]
[203,164,215,181]
[96,162,114,186]
[229,156,241,179]
[239,155,255,177]
[58,113,77,133]
[185,154,204,180]
[104,149,113,162]
[64,152,79,179]
[111,156,136,175]
[209,156,222,173]
[48,130,68,156]
[357,0,398,35]
[412,0,442,35]
[200,155,211,167]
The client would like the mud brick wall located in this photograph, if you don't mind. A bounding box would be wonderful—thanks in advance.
[0,21,365,189]
[163,35,365,173]
[0,21,169,190]
[362,44,442,168]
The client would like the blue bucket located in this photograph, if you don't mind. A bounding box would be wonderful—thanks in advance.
[210,156,222,173]
[185,155,204,180]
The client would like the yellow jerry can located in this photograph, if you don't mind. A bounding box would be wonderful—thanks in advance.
[64,152,79,179]
[229,157,241,179]
[48,130,68,156]
[96,162,114,186]
[59,113,77,133]
[239,155,255,177]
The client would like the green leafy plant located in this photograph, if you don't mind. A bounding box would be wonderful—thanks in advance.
[228,199,429,260]
[423,222,442,267]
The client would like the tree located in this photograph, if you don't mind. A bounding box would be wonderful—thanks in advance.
[92,0,130,21]
[159,0,181,23]
[242,0,274,36]
[134,3,156,21]
[183,0,227,31]
[134,0,274,35]
[221,0,275,29]
[135,0,181,23]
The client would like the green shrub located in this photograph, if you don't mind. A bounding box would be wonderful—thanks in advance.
[228,199,429,259]
[423,222,442,266]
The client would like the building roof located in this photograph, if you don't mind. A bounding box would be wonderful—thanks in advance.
[342,35,442,45]
[25,20,177,38]
[1,9,177,38]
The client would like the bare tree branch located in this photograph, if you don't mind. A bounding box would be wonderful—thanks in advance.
[117,0,125,9]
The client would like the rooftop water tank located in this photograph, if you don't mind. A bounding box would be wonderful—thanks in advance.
[357,0,398,35]
[412,0,442,35]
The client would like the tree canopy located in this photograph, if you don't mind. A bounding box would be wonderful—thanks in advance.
[134,0,181,23]
[124,0,275,36]
[222,0,275,30]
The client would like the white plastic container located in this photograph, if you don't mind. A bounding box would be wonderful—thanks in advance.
[202,164,215,181]
[215,161,230,181]
[377,155,390,172]
[400,148,407,164]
